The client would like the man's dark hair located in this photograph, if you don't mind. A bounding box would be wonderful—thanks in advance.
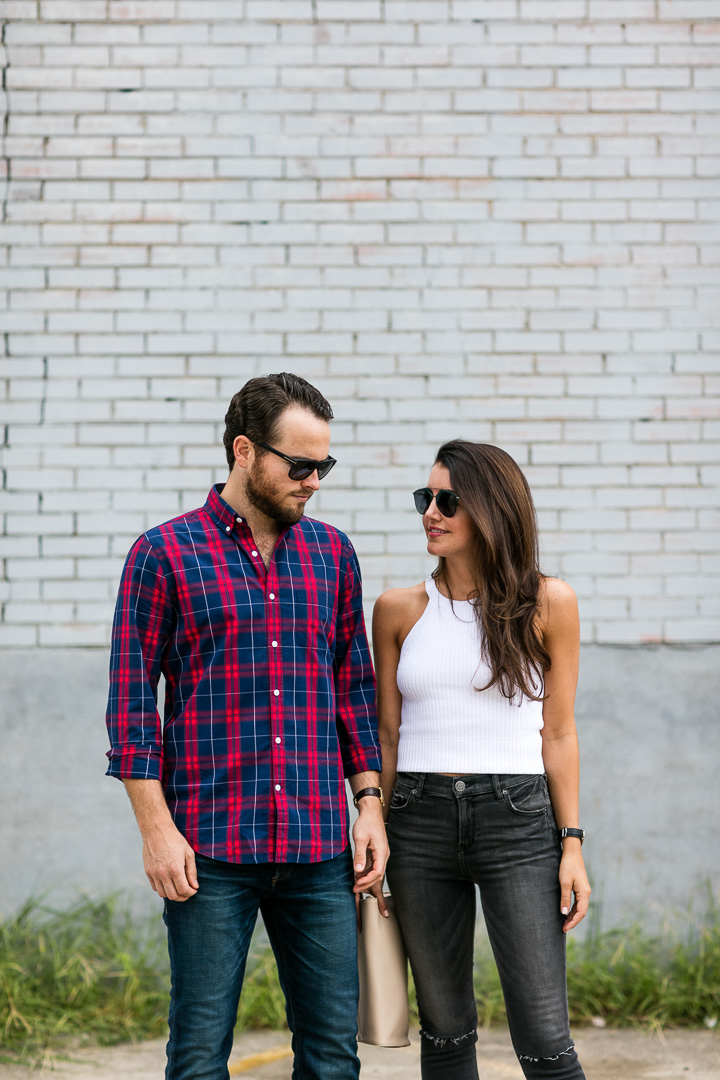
[223,372,334,470]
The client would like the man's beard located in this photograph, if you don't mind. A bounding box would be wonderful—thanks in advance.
[245,464,307,526]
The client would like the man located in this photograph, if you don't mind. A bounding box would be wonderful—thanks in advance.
[106,372,388,1080]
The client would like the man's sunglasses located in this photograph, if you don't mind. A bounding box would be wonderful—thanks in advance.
[413,487,460,518]
[258,442,337,481]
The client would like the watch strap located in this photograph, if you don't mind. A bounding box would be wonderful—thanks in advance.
[559,827,585,844]
[353,787,384,808]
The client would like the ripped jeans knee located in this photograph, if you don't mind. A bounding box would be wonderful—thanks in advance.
[518,1044,575,1062]
[418,1025,480,1079]
[420,1027,477,1050]
[516,1043,583,1079]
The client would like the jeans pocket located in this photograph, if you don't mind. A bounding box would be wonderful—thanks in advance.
[390,780,419,813]
[502,775,548,816]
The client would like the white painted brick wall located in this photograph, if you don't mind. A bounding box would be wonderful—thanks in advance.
[0,1,718,647]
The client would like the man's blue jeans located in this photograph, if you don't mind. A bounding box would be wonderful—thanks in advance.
[387,772,586,1080]
[162,848,360,1080]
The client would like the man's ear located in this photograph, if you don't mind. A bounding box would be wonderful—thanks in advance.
[232,435,253,470]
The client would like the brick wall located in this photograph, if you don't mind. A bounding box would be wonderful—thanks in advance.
[0,0,718,648]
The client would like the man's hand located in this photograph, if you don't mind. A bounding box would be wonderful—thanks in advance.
[352,798,390,930]
[351,798,389,895]
[142,822,199,901]
[123,778,198,902]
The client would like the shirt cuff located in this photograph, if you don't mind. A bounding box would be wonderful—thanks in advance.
[105,746,164,781]
[341,746,383,779]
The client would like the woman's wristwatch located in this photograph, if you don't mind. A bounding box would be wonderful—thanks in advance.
[559,827,585,844]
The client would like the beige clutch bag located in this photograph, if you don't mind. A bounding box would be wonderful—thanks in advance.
[357,893,411,1047]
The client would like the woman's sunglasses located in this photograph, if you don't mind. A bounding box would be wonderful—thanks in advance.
[258,441,337,481]
[413,487,460,518]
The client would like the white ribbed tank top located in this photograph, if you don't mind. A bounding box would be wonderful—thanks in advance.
[395,576,545,774]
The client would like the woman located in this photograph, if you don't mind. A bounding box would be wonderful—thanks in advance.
[372,440,590,1080]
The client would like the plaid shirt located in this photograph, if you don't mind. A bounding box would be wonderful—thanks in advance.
[105,484,381,865]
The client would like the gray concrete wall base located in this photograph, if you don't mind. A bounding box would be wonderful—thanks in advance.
[576,644,719,929]
[1,649,153,917]
[1,646,718,926]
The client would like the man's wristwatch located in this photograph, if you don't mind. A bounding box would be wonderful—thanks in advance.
[353,787,385,808]
[559,827,585,845]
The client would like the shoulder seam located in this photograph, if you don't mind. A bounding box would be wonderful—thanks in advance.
[132,531,172,600]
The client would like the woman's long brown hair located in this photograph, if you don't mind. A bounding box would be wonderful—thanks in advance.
[433,440,550,702]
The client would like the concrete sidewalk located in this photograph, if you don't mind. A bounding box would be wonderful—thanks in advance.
[1,1028,718,1079]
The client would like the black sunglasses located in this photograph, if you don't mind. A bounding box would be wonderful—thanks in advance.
[413,487,460,518]
[258,441,337,482]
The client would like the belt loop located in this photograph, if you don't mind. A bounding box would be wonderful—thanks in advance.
[491,774,503,801]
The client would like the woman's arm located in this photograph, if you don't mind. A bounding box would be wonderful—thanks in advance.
[372,590,405,821]
[539,577,591,933]
[361,589,407,917]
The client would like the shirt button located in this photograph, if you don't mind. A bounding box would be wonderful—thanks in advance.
[272,640,278,647]
[275,736,281,744]
[273,689,279,696]
[269,593,275,599]
[236,516,243,523]
[225,525,231,532]
[275,784,281,792]
[251,550,258,557]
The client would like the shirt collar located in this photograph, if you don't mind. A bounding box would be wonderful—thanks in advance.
[204,484,245,535]
[204,484,296,540]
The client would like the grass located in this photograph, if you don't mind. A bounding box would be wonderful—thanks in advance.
[0,896,168,1067]
[564,901,720,1029]
[470,891,720,1031]
[235,949,287,1033]
[1,893,718,1065]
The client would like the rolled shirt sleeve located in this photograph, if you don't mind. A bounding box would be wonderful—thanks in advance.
[105,535,174,781]
[333,538,382,778]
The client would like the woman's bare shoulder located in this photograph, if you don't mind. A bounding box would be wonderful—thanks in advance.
[374,582,429,647]
[374,581,428,616]
[540,575,577,605]
[538,575,579,635]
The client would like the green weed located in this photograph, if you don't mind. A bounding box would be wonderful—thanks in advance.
[1,892,718,1065]
[0,896,168,1066]
[235,949,287,1033]
[468,891,720,1030]
[565,897,720,1028]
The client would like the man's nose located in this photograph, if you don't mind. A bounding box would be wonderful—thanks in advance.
[303,471,321,491]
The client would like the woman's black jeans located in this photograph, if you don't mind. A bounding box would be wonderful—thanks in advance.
[386,772,586,1080]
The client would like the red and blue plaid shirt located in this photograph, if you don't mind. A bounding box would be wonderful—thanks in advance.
[106,484,381,865]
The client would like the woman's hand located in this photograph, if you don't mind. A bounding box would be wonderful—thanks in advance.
[559,847,591,932]
[355,880,390,931]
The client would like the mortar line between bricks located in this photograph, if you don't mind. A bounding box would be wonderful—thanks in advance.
[0,17,9,227]
[0,16,8,379]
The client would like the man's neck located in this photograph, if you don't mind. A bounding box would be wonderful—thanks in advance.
[218,478,281,543]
